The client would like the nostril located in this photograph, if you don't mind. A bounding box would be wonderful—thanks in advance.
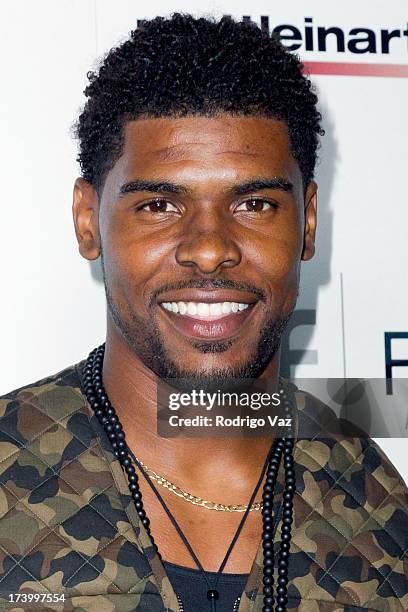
[175,232,241,273]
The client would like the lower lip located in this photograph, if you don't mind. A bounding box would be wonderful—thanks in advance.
[159,305,257,340]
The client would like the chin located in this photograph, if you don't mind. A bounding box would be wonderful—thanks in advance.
[166,344,257,374]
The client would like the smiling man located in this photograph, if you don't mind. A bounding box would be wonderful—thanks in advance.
[0,13,407,612]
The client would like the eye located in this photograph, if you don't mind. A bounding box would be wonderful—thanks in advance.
[140,198,179,213]
[235,199,276,213]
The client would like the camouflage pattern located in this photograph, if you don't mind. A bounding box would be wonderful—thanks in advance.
[0,362,407,611]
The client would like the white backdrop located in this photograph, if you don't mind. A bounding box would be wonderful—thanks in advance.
[1,1,407,478]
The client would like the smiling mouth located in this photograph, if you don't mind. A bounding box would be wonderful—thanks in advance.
[159,300,257,340]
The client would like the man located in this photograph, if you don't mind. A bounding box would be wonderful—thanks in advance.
[0,13,407,612]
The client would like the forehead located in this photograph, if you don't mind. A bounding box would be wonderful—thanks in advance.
[105,115,302,193]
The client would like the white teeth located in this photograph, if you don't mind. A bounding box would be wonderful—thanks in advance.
[209,303,222,316]
[162,301,250,316]
[187,302,198,316]
[197,303,210,316]
[178,301,187,315]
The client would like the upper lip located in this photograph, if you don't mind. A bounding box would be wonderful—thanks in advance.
[157,289,259,305]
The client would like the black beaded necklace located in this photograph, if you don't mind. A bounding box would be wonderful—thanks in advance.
[81,344,295,612]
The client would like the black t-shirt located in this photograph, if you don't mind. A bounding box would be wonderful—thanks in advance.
[163,561,248,612]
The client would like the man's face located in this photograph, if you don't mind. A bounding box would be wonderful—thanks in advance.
[76,115,317,381]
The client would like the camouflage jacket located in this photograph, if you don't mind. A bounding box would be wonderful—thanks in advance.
[0,362,407,612]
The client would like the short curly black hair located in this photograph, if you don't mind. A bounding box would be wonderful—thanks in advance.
[75,13,323,193]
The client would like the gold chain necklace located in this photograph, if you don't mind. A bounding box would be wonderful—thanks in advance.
[134,457,263,512]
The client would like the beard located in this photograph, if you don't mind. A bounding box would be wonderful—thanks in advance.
[101,257,294,388]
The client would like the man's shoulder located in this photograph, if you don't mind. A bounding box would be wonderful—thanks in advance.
[1,360,86,400]
[0,361,87,420]
[293,385,408,495]
[295,425,408,503]
[0,360,91,462]
[290,389,408,610]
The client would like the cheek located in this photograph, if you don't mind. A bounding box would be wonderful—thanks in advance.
[101,220,175,306]
[247,231,303,283]
[240,220,303,314]
[102,208,175,265]
[265,250,301,312]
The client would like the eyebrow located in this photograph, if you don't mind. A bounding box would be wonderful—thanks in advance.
[119,179,188,196]
[119,176,293,197]
[229,177,293,195]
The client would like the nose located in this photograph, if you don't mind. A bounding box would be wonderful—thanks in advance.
[175,222,241,275]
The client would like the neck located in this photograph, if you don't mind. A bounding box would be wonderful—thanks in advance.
[102,321,281,498]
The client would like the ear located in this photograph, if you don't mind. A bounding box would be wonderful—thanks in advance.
[72,178,101,261]
[301,181,318,261]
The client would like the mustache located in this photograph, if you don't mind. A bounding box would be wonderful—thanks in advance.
[150,278,267,305]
